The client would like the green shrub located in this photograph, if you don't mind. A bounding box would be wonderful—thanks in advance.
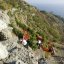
[28,39,38,50]
[13,27,23,39]
[31,43,38,50]
[7,11,13,17]
[15,17,27,30]
[0,5,5,10]
[48,27,61,42]
[28,34,38,50]
[27,27,34,34]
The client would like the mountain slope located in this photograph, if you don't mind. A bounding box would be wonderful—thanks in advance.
[0,0,64,48]
[0,0,64,64]
[0,0,64,47]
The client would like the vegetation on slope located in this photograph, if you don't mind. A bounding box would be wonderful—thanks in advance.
[0,0,64,50]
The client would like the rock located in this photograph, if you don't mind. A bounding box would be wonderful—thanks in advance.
[1,28,13,39]
[0,61,3,64]
[0,10,10,24]
[0,19,7,31]
[16,60,27,64]
[38,58,47,64]
[0,32,6,41]
[0,42,8,59]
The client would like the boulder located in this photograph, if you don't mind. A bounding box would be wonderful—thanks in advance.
[0,19,7,31]
[0,42,8,59]
[16,60,27,64]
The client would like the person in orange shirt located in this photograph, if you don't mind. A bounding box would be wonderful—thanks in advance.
[21,31,30,49]
[41,41,54,58]
[47,42,54,55]
[23,31,30,41]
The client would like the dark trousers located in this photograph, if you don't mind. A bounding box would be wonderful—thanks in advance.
[24,44,28,49]
[37,43,41,49]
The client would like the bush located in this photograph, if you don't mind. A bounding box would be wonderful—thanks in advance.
[28,40,38,50]
[28,34,38,50]
[27,27,34,34]
[0,5,5,10]
[48,28,61,42]
[15,17,27,30]
[13,27,23,39]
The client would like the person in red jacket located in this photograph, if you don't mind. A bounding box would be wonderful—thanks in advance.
[23,31,30,41]
[47,42,54,55]
[41,41,54,56]
[20,31,30,49]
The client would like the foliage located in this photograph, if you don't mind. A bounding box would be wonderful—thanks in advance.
[15,17,27,30]
[27,27,34,34]
[1,0,63,50]
[37,31,48,42]
[9,22,23,39]
[28,34,38,50]
[13,27,23,39]
[48,27,61,42]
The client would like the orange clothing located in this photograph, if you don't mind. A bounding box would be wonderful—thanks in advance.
[41,45,53,52]
[23,31,30,41]
[41,45,49,52]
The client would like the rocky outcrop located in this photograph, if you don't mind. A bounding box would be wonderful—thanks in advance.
[0,35,38,64]
[0,43,8,59]
[0,10,12,40]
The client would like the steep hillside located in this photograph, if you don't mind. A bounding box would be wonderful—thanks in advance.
[0,0,64,48]
[0,0,64,49]
[0,0,64,64]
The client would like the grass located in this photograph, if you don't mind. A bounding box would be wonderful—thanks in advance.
[2,0,63,50]
[28,34,38,50]
[13,27,23,39]
[15,17,27,30]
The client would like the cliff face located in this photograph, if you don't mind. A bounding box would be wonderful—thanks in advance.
[0,0,64,64]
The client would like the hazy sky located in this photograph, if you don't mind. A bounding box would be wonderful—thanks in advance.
[24,0,64,17]
[24,0,64,5]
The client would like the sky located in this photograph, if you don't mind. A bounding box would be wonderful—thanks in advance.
[24,0,64,5]
[24,0,64,17]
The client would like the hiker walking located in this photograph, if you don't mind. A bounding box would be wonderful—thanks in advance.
[47,42,54,55]
[20,31,30,49]
[36,35,43,49]
[41,41,54,58]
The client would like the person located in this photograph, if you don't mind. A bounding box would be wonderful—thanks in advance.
[20,31,30,49]
[36,34,44,49]
[45,42,54,58]
[47,42,54,55]
[40,41,54,58]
